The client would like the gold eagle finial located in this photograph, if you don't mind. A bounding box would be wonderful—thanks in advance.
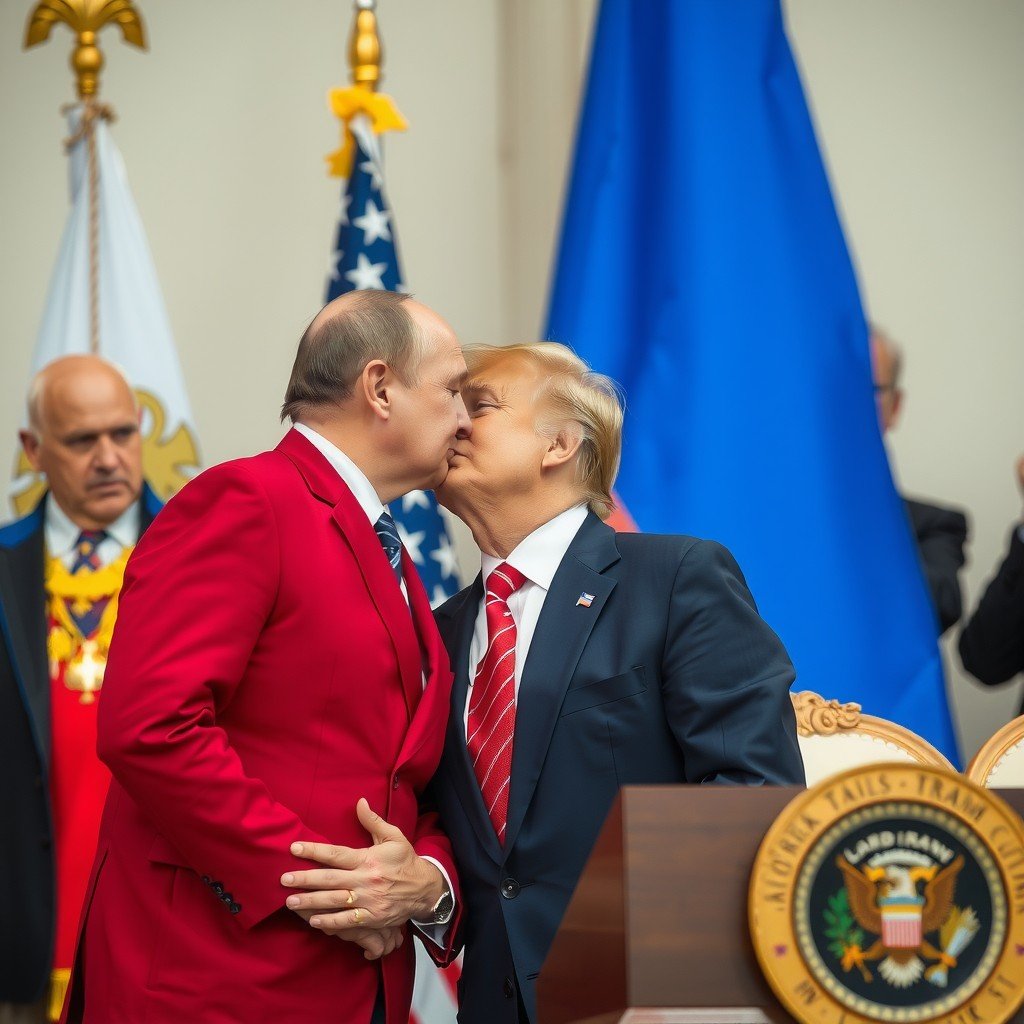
[24,0,147,98]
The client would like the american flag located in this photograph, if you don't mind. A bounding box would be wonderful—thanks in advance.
[324,112,462,1024]
[325,114,462,612]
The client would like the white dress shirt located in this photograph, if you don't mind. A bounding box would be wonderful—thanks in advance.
[465,504,589,727]
[46,496,141,568]
[293,423,453,935]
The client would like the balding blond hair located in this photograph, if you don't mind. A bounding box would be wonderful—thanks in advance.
[465,342,623,519]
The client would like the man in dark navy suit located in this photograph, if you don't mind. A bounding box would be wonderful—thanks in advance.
[427,343,804,1024]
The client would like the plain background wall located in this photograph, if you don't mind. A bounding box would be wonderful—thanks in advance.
[1,0,1020,759]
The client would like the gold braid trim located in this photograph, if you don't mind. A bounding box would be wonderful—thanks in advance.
[45,548,132,670]
[49,967,71,1023]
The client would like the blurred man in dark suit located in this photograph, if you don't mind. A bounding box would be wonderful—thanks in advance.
[0,356,159,1024]
[959,454,1024,712]
[871,328,968,635]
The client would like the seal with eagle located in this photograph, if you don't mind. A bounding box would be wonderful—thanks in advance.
[835,853,964,988]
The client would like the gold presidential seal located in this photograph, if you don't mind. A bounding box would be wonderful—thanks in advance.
[749,764,1024,1024]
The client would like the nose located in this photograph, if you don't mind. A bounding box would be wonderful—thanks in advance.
[454,393,472,439]
[92,434,120,471]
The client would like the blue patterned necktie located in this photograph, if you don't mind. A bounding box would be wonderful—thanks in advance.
[69,529,109,636]
[72,529,107,573]
[374,511,403,586]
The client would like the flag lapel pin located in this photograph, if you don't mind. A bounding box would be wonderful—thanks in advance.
[576,592,595,608]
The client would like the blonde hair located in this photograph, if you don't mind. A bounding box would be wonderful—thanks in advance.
[464,342,623,519]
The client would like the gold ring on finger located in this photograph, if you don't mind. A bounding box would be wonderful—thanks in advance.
[346,890,356,905]
[353,908,362,925]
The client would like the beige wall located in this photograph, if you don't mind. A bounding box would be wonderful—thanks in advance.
[1,0,1020,759]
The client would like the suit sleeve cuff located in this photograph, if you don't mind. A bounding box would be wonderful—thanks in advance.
[411,856,455,947]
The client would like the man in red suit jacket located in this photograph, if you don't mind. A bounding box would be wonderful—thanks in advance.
[64,291,471,1024]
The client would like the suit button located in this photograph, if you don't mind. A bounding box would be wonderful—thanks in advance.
[500,878,520,900]
[392,772,400,789]
[212,882,224,895]
[229,902,241,915]
[503,977,515,999]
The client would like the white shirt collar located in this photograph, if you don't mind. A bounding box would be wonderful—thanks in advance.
[480,504,589,591]
[45,493,141,559]
[293,422,387,527]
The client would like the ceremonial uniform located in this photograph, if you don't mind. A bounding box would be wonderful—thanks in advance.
[0,487,161,1023]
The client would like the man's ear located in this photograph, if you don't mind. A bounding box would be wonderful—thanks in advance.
[541,422,584,470]
[360,360,392,420]
[19,430,42,472]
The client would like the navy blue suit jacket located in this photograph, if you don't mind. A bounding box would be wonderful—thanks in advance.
[0,486,161,1003]
[432,512,804,1024]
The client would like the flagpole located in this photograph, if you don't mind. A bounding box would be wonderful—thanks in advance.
[350,0,382,91]
[23,0,147,355]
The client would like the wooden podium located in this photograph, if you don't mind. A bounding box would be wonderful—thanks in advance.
[537,785,1024,1024]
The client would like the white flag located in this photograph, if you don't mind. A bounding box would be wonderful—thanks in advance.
[10,105,200,517]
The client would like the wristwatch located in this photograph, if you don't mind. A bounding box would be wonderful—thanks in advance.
[430,887,455,925]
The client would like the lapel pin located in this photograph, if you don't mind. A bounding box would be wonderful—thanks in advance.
[575,592,595,608]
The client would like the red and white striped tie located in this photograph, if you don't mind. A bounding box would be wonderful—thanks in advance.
[467,562,527,844]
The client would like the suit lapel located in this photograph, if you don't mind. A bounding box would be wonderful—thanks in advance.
[394,560,450,766]
[439,576,505,862]
[330,499,422,717]
[279,429,422,720]
[0,508,49,767]
[504,515,620,853]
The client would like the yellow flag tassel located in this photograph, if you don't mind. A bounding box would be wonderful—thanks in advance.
[326,84,407,178]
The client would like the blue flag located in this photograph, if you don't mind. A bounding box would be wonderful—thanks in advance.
[325,116,460,607]
[546,0,958,761]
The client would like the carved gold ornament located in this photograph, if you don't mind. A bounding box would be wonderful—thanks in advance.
[24,0,147,99]
[792,689,862,737]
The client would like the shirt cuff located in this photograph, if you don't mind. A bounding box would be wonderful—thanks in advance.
[411,856,455,947]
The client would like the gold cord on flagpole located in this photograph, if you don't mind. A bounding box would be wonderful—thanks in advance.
[61,100,114,353]
[24,0,146,355]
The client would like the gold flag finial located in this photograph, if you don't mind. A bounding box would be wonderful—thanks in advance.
[24,0,147,99]
[350,0,381,92]
[326,0,407,179]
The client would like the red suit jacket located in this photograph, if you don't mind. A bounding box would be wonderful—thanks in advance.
[63,429,461,1024]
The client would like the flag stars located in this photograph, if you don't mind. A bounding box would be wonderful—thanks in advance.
[337,192,352,226]
[345,252,388,291]
[397,522,426,565]
[401,490,432,513]
[327,250,342,281]
[353,199,392,246]
[429,534,458,580]
[359,155,385,192]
